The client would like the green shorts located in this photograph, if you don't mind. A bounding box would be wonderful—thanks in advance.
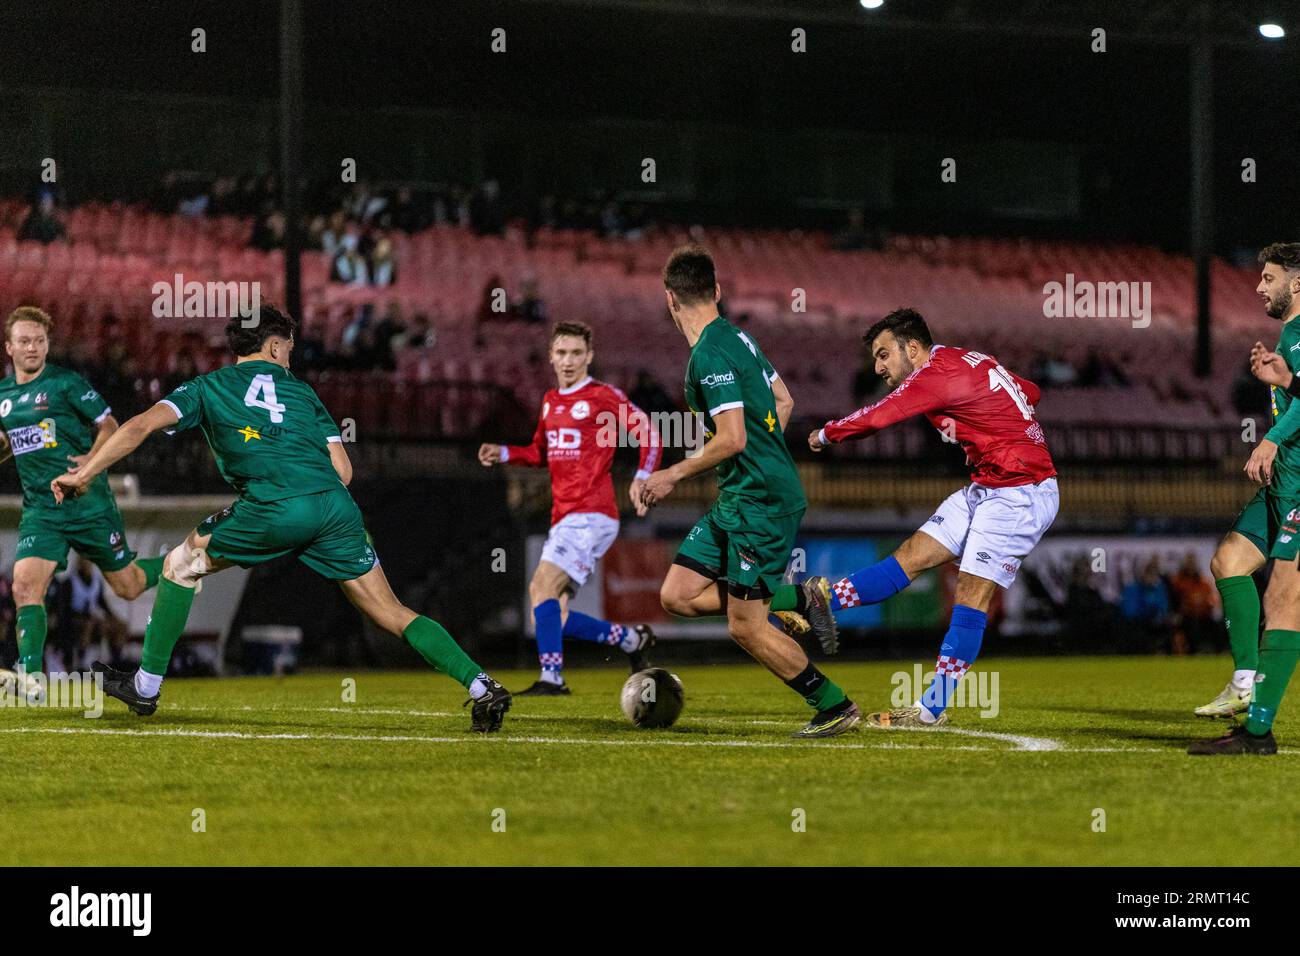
[15,504,137,573]
[673,500,803,600]
[1231,487,1300,562]
[200,486,378,580]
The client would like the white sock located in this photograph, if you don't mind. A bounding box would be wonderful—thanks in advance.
[913,700,938,724]
[134,669,164,698]
[1232,670,1257,692]
[540,670,564,686]
[468,676,488,700]
[617,625,640,653]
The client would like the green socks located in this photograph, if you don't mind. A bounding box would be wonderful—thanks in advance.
[140,577,197,676]
[136,556,165,591]
[1246,629,1300,736]
[783,663,848,712]
[1215,576,1260,672]
[16,605,47,675]
[769,584,804,614]
[403,616,482,689]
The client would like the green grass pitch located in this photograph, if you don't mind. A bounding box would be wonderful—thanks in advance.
[3,655,1298,866]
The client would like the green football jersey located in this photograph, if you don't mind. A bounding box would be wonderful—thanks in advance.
[683,317,806,516]
[1266,318,1300,497]
[0,363,116,516]
[161,360,344,503]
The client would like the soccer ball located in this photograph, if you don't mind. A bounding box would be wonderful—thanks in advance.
[620,668,685,728]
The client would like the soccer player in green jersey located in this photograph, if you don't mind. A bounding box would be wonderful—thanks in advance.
[0,307,164,693]
[51,305,512,732]
[1190,243,1300,754]
[639,245,859,738]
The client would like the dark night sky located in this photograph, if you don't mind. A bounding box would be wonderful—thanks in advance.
[2,0,1297,250]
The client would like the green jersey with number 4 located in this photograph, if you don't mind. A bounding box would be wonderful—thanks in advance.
[1265,318,1300,499]
[0,363,116,516]
[161,360,344,503]
[683,316,806,516]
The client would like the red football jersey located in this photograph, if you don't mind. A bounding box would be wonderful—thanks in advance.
[503,376,662,524]
[820,345,1056,487]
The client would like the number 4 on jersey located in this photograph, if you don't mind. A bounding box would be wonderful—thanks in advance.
[244,373,286,423]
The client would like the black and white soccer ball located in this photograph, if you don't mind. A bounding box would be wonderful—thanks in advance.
[620,668,685,728]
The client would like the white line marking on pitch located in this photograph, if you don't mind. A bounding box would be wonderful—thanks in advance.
[167,704,1064,751]
[0,725,1288,755]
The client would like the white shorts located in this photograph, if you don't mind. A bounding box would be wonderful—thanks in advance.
[539,512,620,588]
[919,478,1059,588]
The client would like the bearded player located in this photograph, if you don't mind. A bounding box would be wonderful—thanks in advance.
[1189,243,1300,723]
[643,245,860,739]
[1189,243,1300,755]
[51,306,512,732]
[0,307,164,695]
[806,308,1059,729]
[479,320,660,696]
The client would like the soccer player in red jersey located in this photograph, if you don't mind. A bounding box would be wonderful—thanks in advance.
[479,321,661,695]
[806,308,1059,728]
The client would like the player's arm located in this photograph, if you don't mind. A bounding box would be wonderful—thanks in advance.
[0,430,11,467]
[328,439,353,486]
[50,402,179,502]
[626,399,662,517]
[771,373,794,431]
[809,367,947,451]
[68,414,119,471]
[480,403,546,467]
[1245,341,1300,485]
[642,407,744,506]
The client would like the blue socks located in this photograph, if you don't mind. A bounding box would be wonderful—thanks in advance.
[919,604,987,719]
[564,610,616,645]
[829,555,911,610]
[534,599,564,682]
[536,605,636,682]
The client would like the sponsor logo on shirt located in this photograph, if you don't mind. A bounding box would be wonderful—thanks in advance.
[80,389,99,402]
[700,372,736,387]
[8,419,57,455]
[237,425,263,442]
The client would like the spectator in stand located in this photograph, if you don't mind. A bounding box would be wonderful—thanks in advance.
[830,207,883,252]
[470,179,505,235]
[370,235,397,287]
[1063,553,1121,650]
[393,312,435,353]
[1169,551,1223,655]
[58,555,129,669]
[1030,351,1078,387]
[371,303,407,371]
[1076,347,1130,388]
[512,274,546,323]
[1120,556,1172,652]
[250,207,285,251]
[321,211,348,258]
[18,192,67,244]
[331,224,369,286]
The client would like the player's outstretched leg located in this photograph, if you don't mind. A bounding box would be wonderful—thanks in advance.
[562,610,656,673]
[98,537,222,716]
[868,574,993,730]
[339,564,510,732]
[1196,531,1265,717]
[519,560,577,696]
